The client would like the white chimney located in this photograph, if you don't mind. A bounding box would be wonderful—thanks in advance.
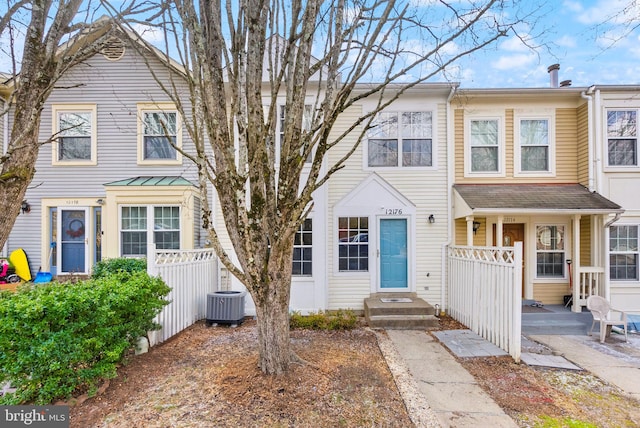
[548,64,560,88]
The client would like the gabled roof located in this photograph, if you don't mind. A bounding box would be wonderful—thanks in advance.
[104,176,195,187]
[453,184,623,218]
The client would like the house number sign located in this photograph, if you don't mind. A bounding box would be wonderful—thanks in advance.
[385,208,403,215]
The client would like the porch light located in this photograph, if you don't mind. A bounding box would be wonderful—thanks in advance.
[21,200,30,214]
[472,221,481,234]
[428,214,435,224]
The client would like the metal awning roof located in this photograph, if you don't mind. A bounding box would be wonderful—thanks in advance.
[453,184,623,218]
[104,176,196,187]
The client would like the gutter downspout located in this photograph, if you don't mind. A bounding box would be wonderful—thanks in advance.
[581,86,595,192]
[442,84,457,314]
[594,89,604,195]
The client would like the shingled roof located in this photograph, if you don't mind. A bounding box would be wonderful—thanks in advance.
[453,184,623,215]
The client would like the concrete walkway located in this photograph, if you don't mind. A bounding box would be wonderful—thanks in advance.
[385,330,518,428]
[530,334,640,401]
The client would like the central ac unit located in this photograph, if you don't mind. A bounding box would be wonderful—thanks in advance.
[206,291,246,326]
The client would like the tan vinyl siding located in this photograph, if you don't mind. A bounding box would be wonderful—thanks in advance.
[576,103,589,186]
[555,108,579,182]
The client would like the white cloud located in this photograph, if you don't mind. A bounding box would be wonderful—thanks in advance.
[499,35,532,52]
[556,35,577,48]
[572,0,632,25]
[133,24,165,44]
[492,53,537,71]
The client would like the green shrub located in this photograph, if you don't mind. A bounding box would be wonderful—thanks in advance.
[0,271,170,404]
[290,309,358,330]
[92,257,147,279]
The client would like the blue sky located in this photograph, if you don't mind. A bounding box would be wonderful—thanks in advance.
[448,0,640,88]
[1,0,638,89]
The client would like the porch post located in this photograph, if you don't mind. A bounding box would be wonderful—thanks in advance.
[496,215,504,247]
[604,224,611,301]
[571,214,581,313]
[465,216,474,246]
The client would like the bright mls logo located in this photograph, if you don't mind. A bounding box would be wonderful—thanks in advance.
[1,406,69,427]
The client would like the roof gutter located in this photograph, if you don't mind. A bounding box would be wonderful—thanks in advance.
[604,212,622,228]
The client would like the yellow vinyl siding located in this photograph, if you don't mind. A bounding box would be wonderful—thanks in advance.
[576,103,589,186]
[505,109,514,177]
[454,109,465,181]
[555,108,579,182]
[534,282,571,304]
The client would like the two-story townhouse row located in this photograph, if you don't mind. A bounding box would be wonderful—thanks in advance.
[450,84,624,312]
[2,28,454,317]
[587,86,640,311]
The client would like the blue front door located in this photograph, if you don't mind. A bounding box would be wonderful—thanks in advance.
[380,218,408,289]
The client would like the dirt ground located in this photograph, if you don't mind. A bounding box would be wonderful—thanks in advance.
[69,316,640,427]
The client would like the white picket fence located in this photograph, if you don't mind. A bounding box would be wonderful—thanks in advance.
[147,245,217,346]
[447,243,523,361]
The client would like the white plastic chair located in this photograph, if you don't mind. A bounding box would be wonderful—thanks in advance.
[586,295,628,343]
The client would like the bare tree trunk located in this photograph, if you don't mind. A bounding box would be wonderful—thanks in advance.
[253,277,292,374]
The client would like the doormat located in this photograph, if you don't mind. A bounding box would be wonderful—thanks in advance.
[521,305,551,313]
[380,298,412,303]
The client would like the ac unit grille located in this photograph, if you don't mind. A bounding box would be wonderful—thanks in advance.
[206,291,246,325]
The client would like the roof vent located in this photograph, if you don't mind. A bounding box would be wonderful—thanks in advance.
[547,64,560,88]
[560,80,572,87]
[101,37,125,61]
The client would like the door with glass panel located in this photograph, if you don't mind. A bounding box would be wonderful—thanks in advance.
[57,208,89,274]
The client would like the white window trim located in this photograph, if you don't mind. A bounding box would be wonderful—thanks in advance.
[603,108,639,171]
[364,110,438,171]
[119,204,182,257]
[464,113,506,177]
[334,214,371,277]
[609,223,640,283]
[51,104,98,166]
[533,223,568,281]
[137,103,183,165]
[514,113,556,177]
[292,217,313,277]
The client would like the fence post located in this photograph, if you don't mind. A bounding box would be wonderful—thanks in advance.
[147,243,158,277]
[512,242,522,362]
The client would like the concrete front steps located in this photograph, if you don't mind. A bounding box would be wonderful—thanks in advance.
[364,293,439,330]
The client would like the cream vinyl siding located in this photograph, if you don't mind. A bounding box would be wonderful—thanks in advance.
[505,109,514,176]
[327,101,449,309]
[577,103,590,186]
[580,216,591,266]
[327,105,370,309]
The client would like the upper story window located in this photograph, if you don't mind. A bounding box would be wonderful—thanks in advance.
[367,111,433,168]
[137,103,182,165]
[470,119,499,172]
[610,225,639,281]
[280,105,313,163]
[515,116,555,176]
[607,110,637,167]
[52,104,97,165]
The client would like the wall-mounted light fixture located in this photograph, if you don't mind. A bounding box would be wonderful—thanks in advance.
[428,214,435,224]
[472,221,481,234]
[21,200,31,214]
[96,198,105,205]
